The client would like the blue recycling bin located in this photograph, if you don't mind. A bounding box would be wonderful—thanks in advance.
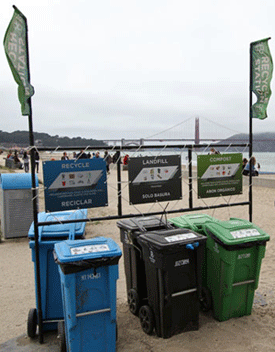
[54,237,122,352]
[27,209,87,337]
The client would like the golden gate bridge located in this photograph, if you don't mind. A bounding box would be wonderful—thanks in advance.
[103,116,243,146]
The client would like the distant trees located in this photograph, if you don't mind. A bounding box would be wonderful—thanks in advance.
[0,130,107,148]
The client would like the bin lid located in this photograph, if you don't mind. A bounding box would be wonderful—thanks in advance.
[117,216,171,232]
[0,173,38,189]
[28,209,88,240]
[169,214,217,231]
[203,218,270,248]
[138,228,207,252]
[54,237,122,263]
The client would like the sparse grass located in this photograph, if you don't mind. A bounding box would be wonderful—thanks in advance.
[0,165,15,172]
[93,221,102,225]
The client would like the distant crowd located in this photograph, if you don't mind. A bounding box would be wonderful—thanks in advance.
[3,149,130,175]
[60,150,130,174]
[5,149,40,173]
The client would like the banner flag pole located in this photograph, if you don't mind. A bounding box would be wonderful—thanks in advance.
[249,37,273,222]
[4,6,43,344]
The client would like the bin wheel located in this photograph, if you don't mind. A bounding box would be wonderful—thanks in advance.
[27,308,37,338]
[200,287,212,312]
[58,321,66,352]
[139,305,154,335]
[127,289,140,315]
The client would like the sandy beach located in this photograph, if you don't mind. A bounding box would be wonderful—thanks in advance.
[0,151,274,351]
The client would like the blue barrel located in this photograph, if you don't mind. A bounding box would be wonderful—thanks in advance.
[54,237,122,352]
[28,209,87,332]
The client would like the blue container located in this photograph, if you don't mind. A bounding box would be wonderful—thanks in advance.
[0,173,38,189]
[28,209,87,331]
[54,237,122,352]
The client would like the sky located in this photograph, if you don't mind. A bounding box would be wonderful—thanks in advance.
[1,0,275,142]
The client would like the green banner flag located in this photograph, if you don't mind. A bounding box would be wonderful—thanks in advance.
[3,6,34,116]
[251,38,273,119]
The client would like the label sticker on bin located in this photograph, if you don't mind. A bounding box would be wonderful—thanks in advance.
[70,244,110,255]
[165,233,197,242]
[230,229,261,239]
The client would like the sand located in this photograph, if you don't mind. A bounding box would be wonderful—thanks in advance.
[0,152,274,351]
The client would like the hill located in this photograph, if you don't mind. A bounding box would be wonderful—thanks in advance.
[216,132,275,152]
[0,130,107,148]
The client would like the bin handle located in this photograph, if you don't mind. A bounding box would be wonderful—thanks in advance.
[129,218,147,232]
[69,221,77,240]
[125,230,143,258]
[130,215,173,232]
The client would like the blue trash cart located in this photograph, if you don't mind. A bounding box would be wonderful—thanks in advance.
[27,209,87,337]
[54,237,122,352]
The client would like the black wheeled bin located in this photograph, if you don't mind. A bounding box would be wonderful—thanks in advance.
[117,216,174,315]
[168,213,219,311]
[137,228,207,338]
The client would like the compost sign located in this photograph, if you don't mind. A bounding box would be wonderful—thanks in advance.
[128,155,182,205]
[197,153,242,198]
[43,158,107,211]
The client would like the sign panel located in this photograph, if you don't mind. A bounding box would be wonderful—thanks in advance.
[128,155,182,205]
[43,158,107,211]
[197,153,242,199]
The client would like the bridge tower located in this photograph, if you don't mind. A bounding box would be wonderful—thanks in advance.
[195,117,200,144]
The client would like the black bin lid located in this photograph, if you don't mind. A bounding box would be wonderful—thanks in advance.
[116,216,171,232]
[138,228,207,253]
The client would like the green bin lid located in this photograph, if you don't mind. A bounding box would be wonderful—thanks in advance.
[169,214,217,231]
[203,218,270,249]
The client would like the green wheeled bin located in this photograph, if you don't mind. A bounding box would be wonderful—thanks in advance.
[202,217,270,321]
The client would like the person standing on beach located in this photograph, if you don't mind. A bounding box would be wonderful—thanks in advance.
[104,150,112,174]
[76,150,88,159]
[209,147,220,155]
[243,156,258,176]
[61,152,69,160]
[22,151,29,172]
[35,150,40,173]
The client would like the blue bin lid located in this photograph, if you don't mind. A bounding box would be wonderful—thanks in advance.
[0,173,38,189]
[54,237,122,264]
[28,209,88,240]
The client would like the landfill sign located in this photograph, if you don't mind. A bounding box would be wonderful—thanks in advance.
[43,158,108,211]
[128,155,182,204]
[197,153,242,199]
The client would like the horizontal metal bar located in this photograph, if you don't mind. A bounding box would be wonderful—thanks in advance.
[76,308,111,318]
[171,288,197,298]
[36,143,249,152]
[232,280,255,287]
[43,319,64,323]
[37,201,250,227]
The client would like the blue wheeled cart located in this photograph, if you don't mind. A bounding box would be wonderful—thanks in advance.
[27,209,87,338]
[54,237,122,352]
